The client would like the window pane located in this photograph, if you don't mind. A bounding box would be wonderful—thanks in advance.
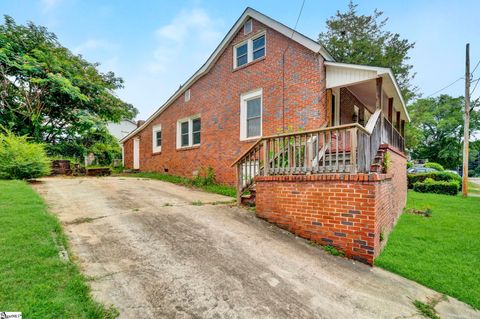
[253,35,265,51]
[156,131,162,147]
[181,133,189,146]
[192,118,201,132]
[193,132,201,145]
[247,117,261,137]
[236,43,247,57]
[253,48,265,60]
[181,121,189,134]
[237,54,247,67]
[247,98,261,119]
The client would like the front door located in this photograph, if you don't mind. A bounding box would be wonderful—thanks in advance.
[133,138,140,169]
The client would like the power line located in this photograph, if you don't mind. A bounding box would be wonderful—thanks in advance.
[472,59,480,75]
[471,77,480,96]
[426,77,464,98]
[291,0,306,38]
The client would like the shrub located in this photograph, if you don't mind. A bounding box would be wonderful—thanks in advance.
[413,178,459,196]
[193,166,216,186]
[382,152,391,173]
[0,130,50,179]
[407,162,413,169]
[424,162,444,171]
[407,171,462,190]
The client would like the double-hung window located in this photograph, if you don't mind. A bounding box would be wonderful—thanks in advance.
[152,124,162,153]
[177,116,201,148]
[240,89,262,140]
[234,33,266,69]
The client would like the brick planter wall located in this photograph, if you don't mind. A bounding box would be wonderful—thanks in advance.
[255,149,406,264]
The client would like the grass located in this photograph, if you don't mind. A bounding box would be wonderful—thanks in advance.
[124,171,237,198]
[0,180,117,318]
[375,191,480,309]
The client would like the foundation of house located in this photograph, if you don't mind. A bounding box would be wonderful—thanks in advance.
[255,147,406,264]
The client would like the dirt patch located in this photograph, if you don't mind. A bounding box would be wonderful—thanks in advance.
[32,177,479,319]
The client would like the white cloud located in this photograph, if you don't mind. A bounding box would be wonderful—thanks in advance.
[73,39,117,55]
[148,8,223,75]
[119,7,224,119]
[40,0,63,12]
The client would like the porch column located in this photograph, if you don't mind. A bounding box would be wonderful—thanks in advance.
[396,112,401,132]
[388,98,394,122]
[401,120,405,137]
[376,77,383,110]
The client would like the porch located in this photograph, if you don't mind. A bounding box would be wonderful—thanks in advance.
[233,62,407,203]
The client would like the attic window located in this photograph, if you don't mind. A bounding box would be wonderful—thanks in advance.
[234,32,266,69]
[184,89,191,102]
[244,19,253,34]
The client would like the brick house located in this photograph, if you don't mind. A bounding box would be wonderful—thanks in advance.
[121,8,409,264]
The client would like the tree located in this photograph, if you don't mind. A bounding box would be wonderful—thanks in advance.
[318,1,416,102]
[0,16,137,159]
[407,95,480,169]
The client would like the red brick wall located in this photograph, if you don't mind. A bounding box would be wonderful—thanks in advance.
[123,19,327,185]
[340,87,371,126]
[255,172,406,264]
[374,145,407,254]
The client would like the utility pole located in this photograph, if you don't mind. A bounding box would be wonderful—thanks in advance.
[462,43,470,197]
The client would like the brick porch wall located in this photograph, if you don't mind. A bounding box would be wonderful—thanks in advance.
[255,153,407,264]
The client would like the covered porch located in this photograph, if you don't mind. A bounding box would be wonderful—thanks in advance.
[325,61,408,152]
[232,62,409,204]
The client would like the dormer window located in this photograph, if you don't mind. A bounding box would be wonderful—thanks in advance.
[244,19,252,34]
[233,32,266,69]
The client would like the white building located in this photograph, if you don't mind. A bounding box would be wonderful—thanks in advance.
[107,119,138,140]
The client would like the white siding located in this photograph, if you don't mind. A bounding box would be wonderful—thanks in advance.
[326,66,377,89]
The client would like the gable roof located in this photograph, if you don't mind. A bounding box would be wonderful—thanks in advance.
[120,7,334,143]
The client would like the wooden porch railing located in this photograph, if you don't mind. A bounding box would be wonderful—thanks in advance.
[232,110,386,203]
[382,117,405,152]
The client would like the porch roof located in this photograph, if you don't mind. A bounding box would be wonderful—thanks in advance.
[325,62,410,122]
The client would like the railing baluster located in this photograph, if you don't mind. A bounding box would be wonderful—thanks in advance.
[321,132,325,172]
[342,129,346,172]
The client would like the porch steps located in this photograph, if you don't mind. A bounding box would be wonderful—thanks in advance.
[370,148,387,173]
[240,185,256,206]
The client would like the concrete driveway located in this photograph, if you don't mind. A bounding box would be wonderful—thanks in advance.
[33,177,478,319]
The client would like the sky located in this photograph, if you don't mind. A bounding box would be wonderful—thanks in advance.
[1,0,479,120]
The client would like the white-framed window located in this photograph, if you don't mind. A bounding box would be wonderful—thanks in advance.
[184,89,190,102]
[233,32,266,69]
[152,124,162,153]
[176,115,201,148]
[244,19,252,35]
[240,89,262,140]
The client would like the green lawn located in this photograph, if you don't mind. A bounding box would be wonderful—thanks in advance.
[0,180,117,318]
[376,191,480,309]
[124,171,237,198]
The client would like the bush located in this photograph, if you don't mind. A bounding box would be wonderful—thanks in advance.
[407,162,413,169]
[424,162,444,171]
[413,178,459,196]
[193,166,216,186]
[407,171,462,190]
[0,130,50,179]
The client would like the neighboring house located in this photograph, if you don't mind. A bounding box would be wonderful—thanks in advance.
[120,7,409,264]
[107,118,138,140]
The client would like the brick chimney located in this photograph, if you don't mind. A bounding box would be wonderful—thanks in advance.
[137,120,145,128]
